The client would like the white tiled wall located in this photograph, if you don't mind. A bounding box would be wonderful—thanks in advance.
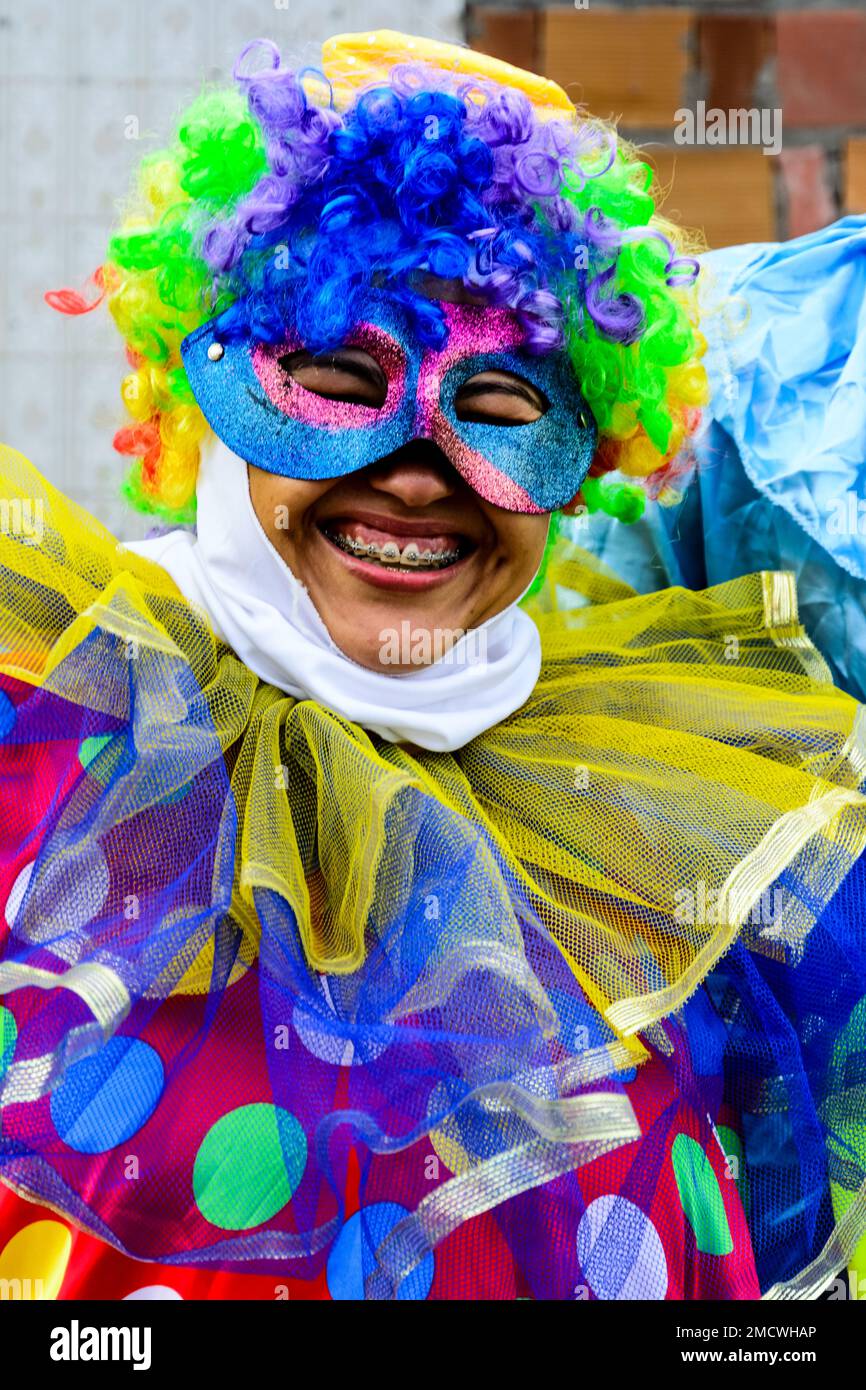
[0,0,461,538]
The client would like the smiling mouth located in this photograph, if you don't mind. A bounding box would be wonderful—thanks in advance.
[320,522,471,572]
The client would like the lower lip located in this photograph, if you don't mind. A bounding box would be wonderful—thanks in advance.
[317,529,474,591]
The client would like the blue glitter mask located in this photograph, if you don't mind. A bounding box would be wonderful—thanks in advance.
[181,292,597,512]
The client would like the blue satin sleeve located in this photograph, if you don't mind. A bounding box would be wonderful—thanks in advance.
[578,215,866,700]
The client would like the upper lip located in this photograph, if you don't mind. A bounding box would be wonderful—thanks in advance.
[316,510,475,542]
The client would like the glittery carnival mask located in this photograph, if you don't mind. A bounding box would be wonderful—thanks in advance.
[181,293,597,513]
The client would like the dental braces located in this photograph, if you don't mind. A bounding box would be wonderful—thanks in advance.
[325,531,462,568]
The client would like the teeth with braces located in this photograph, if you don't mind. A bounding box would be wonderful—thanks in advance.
[326,531,462,569]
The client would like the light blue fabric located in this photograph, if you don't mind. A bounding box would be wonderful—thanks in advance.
[577,215,866,699]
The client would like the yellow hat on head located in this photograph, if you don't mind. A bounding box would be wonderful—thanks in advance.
[317,29,577,121]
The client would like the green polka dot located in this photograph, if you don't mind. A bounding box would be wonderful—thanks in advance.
[193,1103,307,1231]
[717,1124,749,1214]
[79,733,190,804]
[78,735,121,783]
[0,1006,16,1081]
[671,1132,734,1256]
[0,1005,17,1140]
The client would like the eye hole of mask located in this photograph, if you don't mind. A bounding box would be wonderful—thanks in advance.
[278,348,389,407]
[455,371,550,427]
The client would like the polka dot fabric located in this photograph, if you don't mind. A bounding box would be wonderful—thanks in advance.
[1,445,865,1299]
[0,680,858,1299]
[0,1030,760,1300]
[0,668,761,1298]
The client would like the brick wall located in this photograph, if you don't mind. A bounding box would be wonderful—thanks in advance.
[467,2,866,247]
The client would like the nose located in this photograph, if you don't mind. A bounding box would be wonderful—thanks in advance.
[367,442,458,509]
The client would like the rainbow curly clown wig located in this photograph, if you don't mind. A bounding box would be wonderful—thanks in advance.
[56,30,709,526]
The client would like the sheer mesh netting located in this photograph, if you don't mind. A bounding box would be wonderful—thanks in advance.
[0,441,864,1299]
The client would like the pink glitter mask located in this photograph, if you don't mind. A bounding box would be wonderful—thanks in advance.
[181,292,598,512]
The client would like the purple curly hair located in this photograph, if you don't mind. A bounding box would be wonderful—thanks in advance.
[100,37,706,519]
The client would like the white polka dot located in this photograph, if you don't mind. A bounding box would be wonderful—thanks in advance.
[32,843,110,938]
[5,861,35,926]
[292,976,389,1068]
[123,1285,183,1300]
[292,1002,356,1066]
[576,1195,668,1300]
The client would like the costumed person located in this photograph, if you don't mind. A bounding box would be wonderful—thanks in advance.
[0,30,865,1303]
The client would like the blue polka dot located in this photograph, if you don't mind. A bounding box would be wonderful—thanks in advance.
[327,1202,435,1301]
[0,690,16,741]
[550,986,606,1056]
[50,1038,164,1154]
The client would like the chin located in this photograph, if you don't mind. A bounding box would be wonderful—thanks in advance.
[320,582,489,673]
[324,609,468,674]
[302,528,493,671]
